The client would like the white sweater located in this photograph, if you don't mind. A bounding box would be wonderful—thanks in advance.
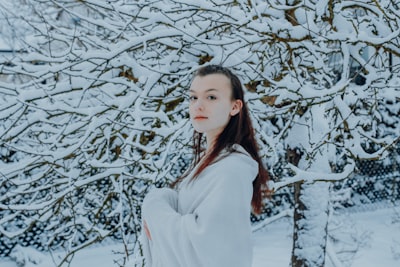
[141,144,258,267]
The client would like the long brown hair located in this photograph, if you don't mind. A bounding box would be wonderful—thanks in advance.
[171,65,270,214]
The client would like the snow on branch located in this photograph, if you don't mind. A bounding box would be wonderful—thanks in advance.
[0,0,399,264]
[273,161,356,192]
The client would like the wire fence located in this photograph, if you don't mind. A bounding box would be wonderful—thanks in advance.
[253,145,400,222]
[1,148,399,258]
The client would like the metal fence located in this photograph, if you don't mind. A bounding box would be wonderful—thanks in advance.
[253,145,400,222]
[1,148,399,258]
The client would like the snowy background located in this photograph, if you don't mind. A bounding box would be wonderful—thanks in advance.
[1,0,399,266]
[1,205,399,267]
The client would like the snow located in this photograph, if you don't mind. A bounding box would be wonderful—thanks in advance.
[348,207,400,267]
[1,206,398,267]
[1,0,399,266]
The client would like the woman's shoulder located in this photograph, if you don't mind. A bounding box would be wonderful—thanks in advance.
[208,144,258,183]
[217,144,258,171]
[231,144,252,156]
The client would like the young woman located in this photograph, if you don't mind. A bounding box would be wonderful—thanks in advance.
[141,65,270,267]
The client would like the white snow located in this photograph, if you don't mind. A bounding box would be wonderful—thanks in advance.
[0,206,398,267]
[1,1,399,267]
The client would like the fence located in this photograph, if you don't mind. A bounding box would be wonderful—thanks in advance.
[253,145,400,222]
[1,147,399,258]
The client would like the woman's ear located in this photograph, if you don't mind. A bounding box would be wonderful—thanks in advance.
[230,99,243,116]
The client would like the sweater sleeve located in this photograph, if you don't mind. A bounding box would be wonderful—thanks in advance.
[141,188,179,266]
[141,152,258,267]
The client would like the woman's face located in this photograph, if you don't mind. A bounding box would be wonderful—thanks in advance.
[189,74,242,146]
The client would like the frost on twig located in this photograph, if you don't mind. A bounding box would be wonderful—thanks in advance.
[0,0,399,266]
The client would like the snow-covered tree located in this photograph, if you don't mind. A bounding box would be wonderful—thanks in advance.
[0,1,194,265]
[0,0,399,266]
[267,2,400,265]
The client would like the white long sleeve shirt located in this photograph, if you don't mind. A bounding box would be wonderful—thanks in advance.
[141,144,258,267]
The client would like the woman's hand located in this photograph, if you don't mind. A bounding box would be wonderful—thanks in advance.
[144,220,152,241]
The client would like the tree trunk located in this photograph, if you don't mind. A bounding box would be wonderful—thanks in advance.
[291,181,330,267]
[287,148,330,267]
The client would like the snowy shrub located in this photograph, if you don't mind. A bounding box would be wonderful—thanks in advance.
[9,245,47,267]
[327,211,373,267]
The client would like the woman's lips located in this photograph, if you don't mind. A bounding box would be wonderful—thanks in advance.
[194,116,208,120]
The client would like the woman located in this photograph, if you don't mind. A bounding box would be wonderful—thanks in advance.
[141,65,270,267]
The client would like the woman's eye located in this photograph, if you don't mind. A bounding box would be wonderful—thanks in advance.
[189,95,197,101]
[207,95,217,100]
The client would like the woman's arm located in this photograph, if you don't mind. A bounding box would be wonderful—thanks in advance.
[142,152,258,267]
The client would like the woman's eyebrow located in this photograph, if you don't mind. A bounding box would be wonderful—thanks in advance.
[189,88,219,93]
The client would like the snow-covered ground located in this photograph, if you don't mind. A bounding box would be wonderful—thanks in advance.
[253,205,400,267]
[1,205,399,267]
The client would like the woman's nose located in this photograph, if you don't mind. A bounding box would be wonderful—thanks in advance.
[193,99,204,111]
